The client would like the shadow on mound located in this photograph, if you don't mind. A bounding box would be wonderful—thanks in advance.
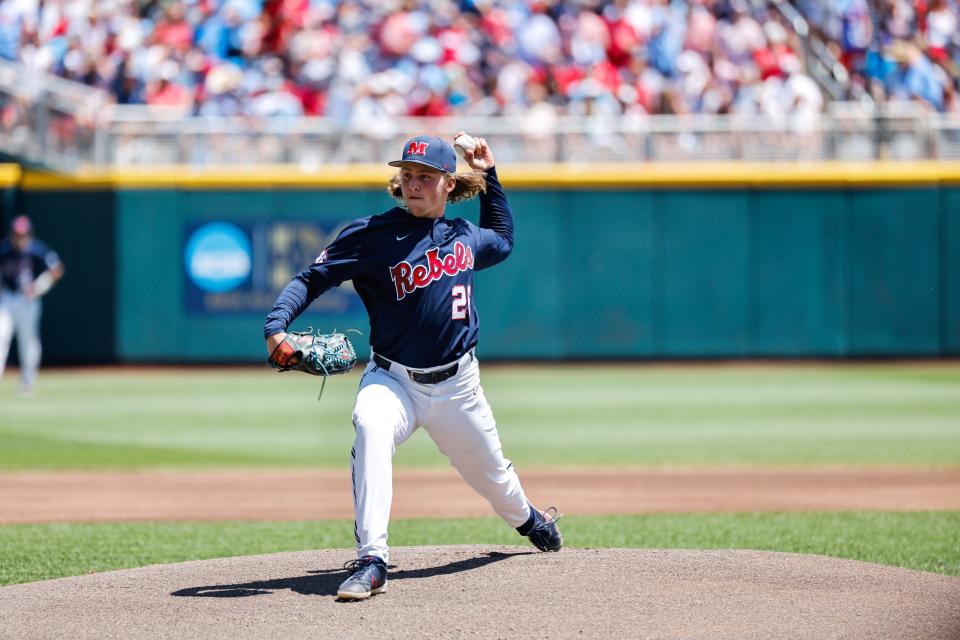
[170,550,530,599]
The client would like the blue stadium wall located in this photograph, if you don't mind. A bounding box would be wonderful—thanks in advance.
[5,163,960,363]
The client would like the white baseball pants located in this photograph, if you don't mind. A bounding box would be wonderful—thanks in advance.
[0,291,42,390]
[350,351,531,562]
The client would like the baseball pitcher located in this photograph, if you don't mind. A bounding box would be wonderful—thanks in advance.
[264,133,562,600]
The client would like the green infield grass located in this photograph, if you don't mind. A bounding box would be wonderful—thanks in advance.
[1,363,958,469]
[1,511,957,586]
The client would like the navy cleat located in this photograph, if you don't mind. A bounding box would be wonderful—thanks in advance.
[337,555,387,600]
[517,504,563,552]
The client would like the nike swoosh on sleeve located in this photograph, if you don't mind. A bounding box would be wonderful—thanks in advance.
[396,234,411,241]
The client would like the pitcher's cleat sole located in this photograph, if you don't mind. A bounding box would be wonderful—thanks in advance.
[336,585,386,601]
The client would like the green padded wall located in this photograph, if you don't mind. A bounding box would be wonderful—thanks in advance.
[942,187,960,353]
[16,190,116,363]
[17,181,960,363]
[110,188,960,361]
[749,191,844,356]
[845,188,941,355]
[116,189,385,361]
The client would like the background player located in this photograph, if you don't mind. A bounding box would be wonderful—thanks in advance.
[264,132,562,600]
[0,215,65,395]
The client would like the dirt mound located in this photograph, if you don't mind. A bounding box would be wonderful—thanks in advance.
[1,546,958,639]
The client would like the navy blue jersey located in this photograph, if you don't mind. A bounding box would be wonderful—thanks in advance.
[265,167,513,368]
[0,237,60,293]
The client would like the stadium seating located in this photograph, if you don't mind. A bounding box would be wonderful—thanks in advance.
[2,0,953,119]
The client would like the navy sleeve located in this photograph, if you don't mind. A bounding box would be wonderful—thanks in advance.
[263,218,370,338]
[475,166,514,270]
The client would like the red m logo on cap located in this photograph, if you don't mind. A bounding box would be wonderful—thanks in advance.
[407,141,429,156]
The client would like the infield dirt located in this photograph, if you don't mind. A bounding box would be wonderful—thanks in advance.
[1,468,959,524]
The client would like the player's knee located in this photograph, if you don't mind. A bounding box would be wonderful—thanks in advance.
[352,406,400,446]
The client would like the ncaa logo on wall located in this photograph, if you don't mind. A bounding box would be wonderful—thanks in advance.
[184,222,252,293]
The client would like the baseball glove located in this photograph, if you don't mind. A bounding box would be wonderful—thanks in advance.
[269,328,358,399]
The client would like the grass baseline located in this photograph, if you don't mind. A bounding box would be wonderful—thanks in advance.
[1,511,957,587]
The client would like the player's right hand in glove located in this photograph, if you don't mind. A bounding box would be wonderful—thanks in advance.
[266,332,289,362]
[267,331,304,371]
[266,328,357,377]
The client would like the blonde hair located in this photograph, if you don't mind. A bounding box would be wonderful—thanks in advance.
[388,171,488,205]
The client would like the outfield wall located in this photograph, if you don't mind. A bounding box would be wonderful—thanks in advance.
[4,162,959,363]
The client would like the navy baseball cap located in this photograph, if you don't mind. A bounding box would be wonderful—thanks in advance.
[388,136,456,173]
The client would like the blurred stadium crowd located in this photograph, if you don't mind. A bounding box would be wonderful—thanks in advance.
[0,0,957,125]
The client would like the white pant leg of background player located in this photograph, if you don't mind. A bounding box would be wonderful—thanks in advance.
[15,296,41,389]
[422,358,531,528]
[350,364,420,563]
[0,294,39,387]
[0,295,13,380]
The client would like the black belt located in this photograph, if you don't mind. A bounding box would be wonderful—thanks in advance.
[373,353,459,384]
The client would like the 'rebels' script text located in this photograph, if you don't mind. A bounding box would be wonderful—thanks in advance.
[390,242,474,300]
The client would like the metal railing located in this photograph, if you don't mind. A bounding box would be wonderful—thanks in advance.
[93,106,960,166]
[0,60,112,170]
[767,0,856,104]
[2,59,960,171]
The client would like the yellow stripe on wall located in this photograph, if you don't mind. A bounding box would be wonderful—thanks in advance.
[504,161,960,187]
[19,165,394,190]
[0,164,22,187]
[16,161,960,190]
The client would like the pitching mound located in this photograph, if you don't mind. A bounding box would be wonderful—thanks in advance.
[1,546,958,640]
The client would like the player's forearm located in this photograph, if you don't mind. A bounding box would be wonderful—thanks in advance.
[478,166,514,249]
[263,278,311,339]
[32,272,55,296]
[32,264,64,297]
